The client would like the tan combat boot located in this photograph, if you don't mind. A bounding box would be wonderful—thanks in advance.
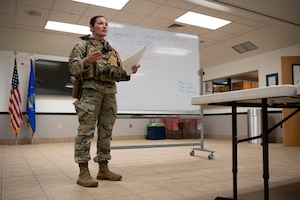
[77,162,98,187]
[97,160,122,181]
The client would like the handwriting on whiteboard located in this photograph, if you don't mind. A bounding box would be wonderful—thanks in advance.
[178,80,196,94]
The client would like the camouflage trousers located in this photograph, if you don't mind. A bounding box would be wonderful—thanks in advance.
[74,88,117,163]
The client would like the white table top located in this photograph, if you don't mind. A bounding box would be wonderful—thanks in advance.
[192,85,300,107]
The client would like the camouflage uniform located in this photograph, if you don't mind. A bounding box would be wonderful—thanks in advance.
[69,35,129,163]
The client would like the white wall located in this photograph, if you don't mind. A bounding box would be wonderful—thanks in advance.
[0,114,150,141]
[197,44,300,140]
[200,43,300,116]
[203,112,283,141]
[0,49,150,142]
[202,43,300,86]
[1,43,299,143]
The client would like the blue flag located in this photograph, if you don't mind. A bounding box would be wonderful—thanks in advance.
[26,58,36,133]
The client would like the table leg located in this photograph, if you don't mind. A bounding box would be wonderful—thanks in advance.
[232,102,238,200]
[195,122,197,139]
[215,102,237,200]
[177,123,184,139]
[262,98,269,200]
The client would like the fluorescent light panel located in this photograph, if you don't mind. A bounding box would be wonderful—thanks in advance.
[45,21,90,35]
[72,0,129,10]
[175,11,231,30]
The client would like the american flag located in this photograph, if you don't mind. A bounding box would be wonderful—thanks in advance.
[8,57,22,133]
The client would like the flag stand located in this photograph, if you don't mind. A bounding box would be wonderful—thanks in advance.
[31,133,34,145]
[9,51,22,146]
[15,132,18,145]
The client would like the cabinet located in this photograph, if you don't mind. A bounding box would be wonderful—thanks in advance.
[213,85,229,93]
[211,78,231,93]
[281,56,300,146]
[232,80,258,91]
[251,81,258,88]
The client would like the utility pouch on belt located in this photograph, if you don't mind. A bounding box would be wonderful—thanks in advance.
[100,65,126,82]
[70,76,82,99]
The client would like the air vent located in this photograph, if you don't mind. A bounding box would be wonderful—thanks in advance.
[168,23,184,28]
[232,41,258,54]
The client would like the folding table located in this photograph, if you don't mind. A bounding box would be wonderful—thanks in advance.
[191,85,300,200]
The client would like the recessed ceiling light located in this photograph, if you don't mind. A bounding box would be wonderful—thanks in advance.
[175,11,231,30]
[72,0,129,10]
[25,9,42,17]
[45,21,90,35]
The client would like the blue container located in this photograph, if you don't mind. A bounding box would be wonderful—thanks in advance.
[147,123,165,140]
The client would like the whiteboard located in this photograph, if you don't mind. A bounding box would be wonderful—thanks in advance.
[0,22,200,114]
[107,22,201,114]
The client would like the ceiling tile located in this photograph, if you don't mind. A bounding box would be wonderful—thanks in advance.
[0,1,15,15]
[138,16,170,29]
[77,16,92,26]
[200,37,219,48]
[218,0,300,25]
[187,26,211,36]
[0,13,15,27]
[237,18,262,26]
[48,11,81,24]
[165,0,195,10]
[18,0,54,9]
[215,11,240,22]
[112,11,146,25]
[52,0,88,15]
[219,23,250,33]
[2,0,16,3]
[16,4,50,20]
[191,5,219,16]
[203,30,232,40]
[83,6,118,20]
[233,26,255,35]
[15,16,45,30]
[148,0,168,3]
[150,5,186,20]
[123,0,161,15]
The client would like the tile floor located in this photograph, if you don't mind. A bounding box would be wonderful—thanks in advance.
[0,138,300,200]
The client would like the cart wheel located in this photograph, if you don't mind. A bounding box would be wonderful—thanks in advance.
[190,151,195,156]
[208,153,214,160]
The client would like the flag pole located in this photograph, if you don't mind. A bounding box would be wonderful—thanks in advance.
[14,51,18,146]
[27,55,36,145]
[9,50,22,145]
[30,54,34,145]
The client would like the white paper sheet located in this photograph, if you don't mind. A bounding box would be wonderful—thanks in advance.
[123,46,146,75]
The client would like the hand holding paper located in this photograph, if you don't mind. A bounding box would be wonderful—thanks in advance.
[131,64,140,74]
[123,46,146,75]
